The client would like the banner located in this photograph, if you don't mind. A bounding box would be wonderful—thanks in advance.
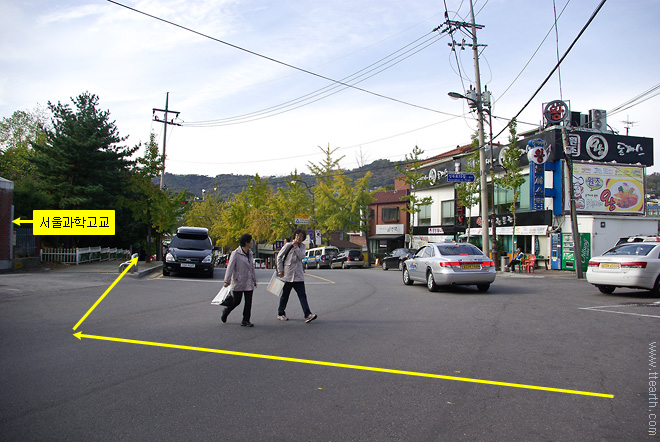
[572,162,645,214]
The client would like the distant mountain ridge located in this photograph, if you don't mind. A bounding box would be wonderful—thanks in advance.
[159,158,402,200]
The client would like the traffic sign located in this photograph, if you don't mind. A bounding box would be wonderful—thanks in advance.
[447,172,476,183]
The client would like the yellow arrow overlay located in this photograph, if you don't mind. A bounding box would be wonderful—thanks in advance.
[12,217,34,226]
[73,331,613,398]
[72,256,138,331]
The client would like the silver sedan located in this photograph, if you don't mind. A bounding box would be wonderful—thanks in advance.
[586,242,660,294]
[402,243,496,292]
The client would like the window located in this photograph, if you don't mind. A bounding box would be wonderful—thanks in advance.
[441,200,454,225]
[382,208,399,222]
[419,204,431,226]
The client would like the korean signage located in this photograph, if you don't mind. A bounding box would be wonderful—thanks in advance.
[562,131,653,167]
[376,224,404,235]
[571,162,645,214]
[543,100,569,126]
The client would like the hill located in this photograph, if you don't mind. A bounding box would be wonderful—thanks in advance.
[160,158,402,200]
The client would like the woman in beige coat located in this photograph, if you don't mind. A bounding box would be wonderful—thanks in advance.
[222,233,258,327]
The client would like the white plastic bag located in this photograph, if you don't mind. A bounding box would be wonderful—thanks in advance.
[211,284,233,306]
[267,271,285,297]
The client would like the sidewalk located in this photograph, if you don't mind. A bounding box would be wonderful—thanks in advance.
[41,260,163,278]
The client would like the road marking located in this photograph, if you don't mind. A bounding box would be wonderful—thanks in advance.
[580,305,660,319]
[73,331,613,398]
[306,273,336,284]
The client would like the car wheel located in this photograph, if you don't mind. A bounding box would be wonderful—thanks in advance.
[163,268,170,276]
[477,283,490,292]
[651,276,660,295]
[382,261,388,270]
[597,285,615,294]
[207,270,214,278]
[426,271,439,292]
[402,267,413,285]
[398,260,404,271]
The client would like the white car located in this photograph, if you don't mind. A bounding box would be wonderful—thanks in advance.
[586,241,660,294]
[402,243,496,292]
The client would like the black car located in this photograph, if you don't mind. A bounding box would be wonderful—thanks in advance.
[163,227,218,278]
[330,250,365,269]
[381,248,415,271]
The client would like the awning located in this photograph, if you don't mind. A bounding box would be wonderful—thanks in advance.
[369,234,404,240]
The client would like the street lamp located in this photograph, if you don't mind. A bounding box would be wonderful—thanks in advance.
[448,90,494,262]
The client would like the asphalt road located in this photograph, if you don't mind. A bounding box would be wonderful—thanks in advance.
[0,266,658,441]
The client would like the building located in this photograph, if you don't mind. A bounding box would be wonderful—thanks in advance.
[366,178,409,264]
[408,103,655,270]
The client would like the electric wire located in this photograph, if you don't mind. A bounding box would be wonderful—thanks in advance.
[492,0,607,141]
[106,0,451,117]
[183,33,448,127]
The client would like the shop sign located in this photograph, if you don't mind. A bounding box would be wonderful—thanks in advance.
[543,100,569,125]
[571,162,644,214]
[376,224,404,235]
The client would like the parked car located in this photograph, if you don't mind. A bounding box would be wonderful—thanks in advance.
[253,258,265,269]
[163,227,218,278]
[615,235,660,246]
[303,246,339,269]
[330,250,364,269]
[586,241,660,294]
[381,248,415,271]
[402,242,495,292]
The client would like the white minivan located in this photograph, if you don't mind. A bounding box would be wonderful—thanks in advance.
[303,246,339,269]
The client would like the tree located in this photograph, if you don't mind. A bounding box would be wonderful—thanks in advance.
[0,107,53,217]
[122,132,183,261]
[493,119,525,255]
[395,145,433,246]
[307,145,375,245]
[32,92,137,210]
[0,107,48,181]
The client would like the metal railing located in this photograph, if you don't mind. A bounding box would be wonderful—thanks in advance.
[40,247,131,265]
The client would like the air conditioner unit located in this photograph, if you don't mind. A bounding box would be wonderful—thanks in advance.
[589,109,607,130]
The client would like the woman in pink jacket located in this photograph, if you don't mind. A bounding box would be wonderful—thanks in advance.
[222,234,258,327]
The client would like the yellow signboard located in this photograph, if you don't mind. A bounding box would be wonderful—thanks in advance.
[33,210,115,235]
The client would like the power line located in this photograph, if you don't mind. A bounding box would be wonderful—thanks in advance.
[183,33,449,127]
[492,0,607,141]
[106,0,452,117]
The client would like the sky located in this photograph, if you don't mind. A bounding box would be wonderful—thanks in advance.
[1,0,659,182]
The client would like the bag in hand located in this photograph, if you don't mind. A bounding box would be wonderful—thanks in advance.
[211,284,234,306]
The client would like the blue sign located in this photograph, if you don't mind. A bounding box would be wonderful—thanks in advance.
[447,173,476,183]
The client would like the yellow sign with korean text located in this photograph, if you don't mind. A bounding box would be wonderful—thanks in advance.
[33,210,115,235]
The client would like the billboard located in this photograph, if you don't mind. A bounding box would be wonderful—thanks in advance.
[571,162,645,214]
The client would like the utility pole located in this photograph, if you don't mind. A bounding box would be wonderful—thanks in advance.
[438,0,489,254]
[152,92,181,189]
[621,115,637,136]
[561,127,584,279]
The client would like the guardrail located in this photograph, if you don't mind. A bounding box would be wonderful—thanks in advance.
[40,247,131,265]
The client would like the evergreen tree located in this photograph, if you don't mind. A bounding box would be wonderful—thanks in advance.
[32,92,137,210]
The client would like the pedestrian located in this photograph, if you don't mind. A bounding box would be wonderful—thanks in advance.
[507,248,525,271]
[276,228,317,323]
[222,233,258,327]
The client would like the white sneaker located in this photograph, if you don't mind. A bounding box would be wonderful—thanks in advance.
[277,315,288,321]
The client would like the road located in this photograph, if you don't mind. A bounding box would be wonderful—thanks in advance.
[0,266,658,441]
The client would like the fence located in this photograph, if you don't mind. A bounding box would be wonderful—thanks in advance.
[40,247,131,265]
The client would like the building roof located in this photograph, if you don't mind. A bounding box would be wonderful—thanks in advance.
[372,189,408,205]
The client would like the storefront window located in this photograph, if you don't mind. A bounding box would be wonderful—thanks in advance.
[441,200,454,225]
[419,204,431,226]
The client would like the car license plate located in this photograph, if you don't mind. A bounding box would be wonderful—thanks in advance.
[600,263,620,269]
[180,263,196,268]
[462,263,481,270]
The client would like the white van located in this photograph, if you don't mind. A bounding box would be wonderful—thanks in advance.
[303,246,339,269]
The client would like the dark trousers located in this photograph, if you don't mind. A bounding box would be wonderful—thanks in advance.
[223,290,253,322]
[278,281,311,317]
[508,259,521,270]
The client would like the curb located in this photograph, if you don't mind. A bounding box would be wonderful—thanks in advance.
[132,263,163,278]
